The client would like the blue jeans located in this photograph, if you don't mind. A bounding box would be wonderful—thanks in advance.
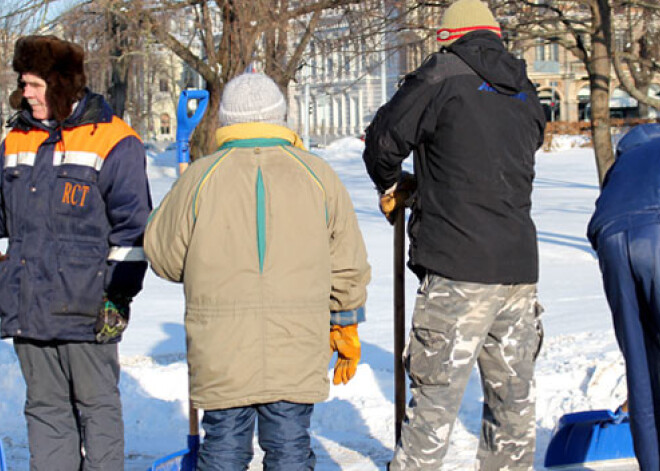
[197,401,315,471]
[598,224,660,471]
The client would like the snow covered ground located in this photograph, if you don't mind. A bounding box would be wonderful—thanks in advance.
[0,137,634,470]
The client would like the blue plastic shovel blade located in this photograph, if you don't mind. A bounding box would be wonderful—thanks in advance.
[150,448,187,471]
[0,440,7,471]
[545,409,636,468]
[149,434,199,471]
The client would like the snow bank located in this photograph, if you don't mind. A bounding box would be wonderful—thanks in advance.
[0,139,632,470]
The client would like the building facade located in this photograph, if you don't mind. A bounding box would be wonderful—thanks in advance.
[286,3,660,143]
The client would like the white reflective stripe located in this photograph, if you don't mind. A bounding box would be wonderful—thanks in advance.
[4,151,104,170]
[53,151,105,171]
[107,246,146,262]
[5,152,37,168]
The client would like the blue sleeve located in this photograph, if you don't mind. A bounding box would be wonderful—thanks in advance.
[98,135,152,300]
[330,307,366,326]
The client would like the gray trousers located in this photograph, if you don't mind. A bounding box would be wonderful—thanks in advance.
[390,274,542,471]
[13,339,123,471]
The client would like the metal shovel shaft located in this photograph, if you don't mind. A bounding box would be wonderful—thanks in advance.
[394,207,406,444]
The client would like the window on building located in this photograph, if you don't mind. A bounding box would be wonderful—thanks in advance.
[159,78,169,93]
[310,43,317,78]
[536,40,559,64]
[183,68,196,89]
[536,39,545,62]
[614,29,627,53]
[160,113,170,135]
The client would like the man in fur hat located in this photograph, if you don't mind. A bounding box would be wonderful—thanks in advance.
[362,0,546,469]
[0,35,151,470]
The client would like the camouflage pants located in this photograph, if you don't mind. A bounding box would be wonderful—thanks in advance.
[389,274,543,471]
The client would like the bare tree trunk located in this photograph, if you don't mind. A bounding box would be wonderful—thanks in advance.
[108,62,128,117]
[106,8,129,118]
[589,0,614,185]
[190,79,222,159]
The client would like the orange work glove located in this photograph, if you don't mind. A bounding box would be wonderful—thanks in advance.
[379,172,417,224]
[329,324,361,385]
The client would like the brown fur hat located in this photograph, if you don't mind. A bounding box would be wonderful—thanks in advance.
[9,35,86,121]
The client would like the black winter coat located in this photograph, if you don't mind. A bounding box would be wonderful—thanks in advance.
[363,31,546,284]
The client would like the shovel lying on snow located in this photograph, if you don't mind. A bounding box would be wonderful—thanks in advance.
[544,406,637,469]
[149,401,199,471]
[0,440,7,471]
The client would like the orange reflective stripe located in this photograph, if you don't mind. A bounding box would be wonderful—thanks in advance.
[60,117,140,160]
[5,129,49,155]
[4,116,140,166]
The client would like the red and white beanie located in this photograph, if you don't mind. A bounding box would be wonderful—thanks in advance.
[437,0,501,47]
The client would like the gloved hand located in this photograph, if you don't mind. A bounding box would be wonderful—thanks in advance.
[379,171,417,224]
[95,294,131,343]
[329,324,361,385]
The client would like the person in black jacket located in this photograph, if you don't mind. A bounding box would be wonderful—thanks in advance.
[362,0,546,469]
[587,124,660,471]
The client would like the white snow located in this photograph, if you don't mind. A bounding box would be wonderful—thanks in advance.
[0,135,632,470]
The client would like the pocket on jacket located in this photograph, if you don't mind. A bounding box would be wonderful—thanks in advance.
[53,166,99,219]
[3,167,27,234]
[51,245,106,316]
[0,255,21,317]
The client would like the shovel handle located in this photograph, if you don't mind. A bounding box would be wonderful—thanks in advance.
[189,400,199,437]
[175,89,210,174]
[394,207,406,444]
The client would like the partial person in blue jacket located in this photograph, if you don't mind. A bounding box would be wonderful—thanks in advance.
[0,35,152,470]
[588,123,660,471]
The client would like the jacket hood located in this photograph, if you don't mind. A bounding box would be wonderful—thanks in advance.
[8,89,114,132]
[449,30,532,95]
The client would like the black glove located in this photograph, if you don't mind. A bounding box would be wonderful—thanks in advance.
[95,294,131,343]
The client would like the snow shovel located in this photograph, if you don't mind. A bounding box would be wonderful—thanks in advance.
[149,90,208,470]
[149,401,199,471]
[175,89,209,175]
[544,407,637,469]
[393,205,406,443]
[0,440,7,471]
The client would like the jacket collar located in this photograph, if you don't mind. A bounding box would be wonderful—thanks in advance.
[216,123,306,150]
[8,89,114,132]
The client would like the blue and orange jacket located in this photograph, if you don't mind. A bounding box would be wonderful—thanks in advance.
[0,90,152,341]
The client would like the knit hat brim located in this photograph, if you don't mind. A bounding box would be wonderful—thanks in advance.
[437,25,501,44]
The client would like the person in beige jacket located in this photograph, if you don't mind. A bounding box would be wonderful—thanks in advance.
[144,72,370,471]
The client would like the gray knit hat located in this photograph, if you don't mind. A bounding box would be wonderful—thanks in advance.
[219,73,286,126]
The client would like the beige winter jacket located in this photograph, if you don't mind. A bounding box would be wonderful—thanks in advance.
[144,123,370,410]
